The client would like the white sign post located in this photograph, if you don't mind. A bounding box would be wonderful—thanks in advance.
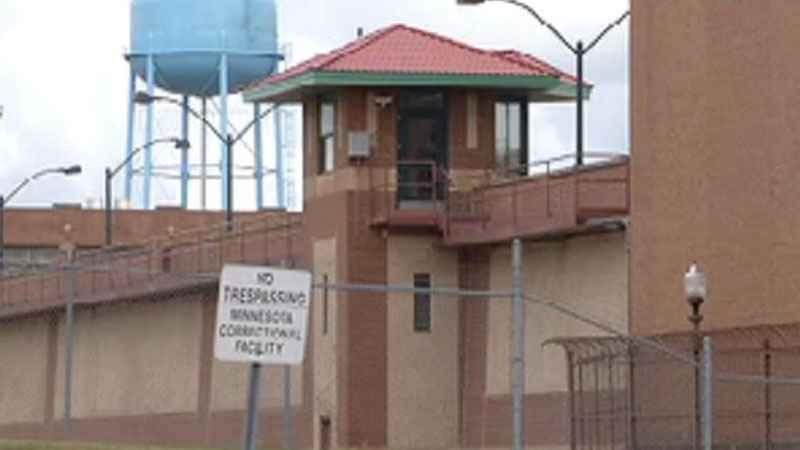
[214,264,312,450]
[215,264,312,365]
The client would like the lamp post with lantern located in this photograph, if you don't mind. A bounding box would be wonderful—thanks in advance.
[0,165,83,274]
[685,262,708,450]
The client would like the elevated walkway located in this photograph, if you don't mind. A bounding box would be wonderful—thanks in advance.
[369,153,630,246]
[0,214,304,319]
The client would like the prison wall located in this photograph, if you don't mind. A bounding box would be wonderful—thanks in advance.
[386,234,461,449]
[0,289,311,448]
[459,231,628,449]
[631,0,800,335]
[311,237,339,450]
[487,232,629,394]
[0,315,51,425]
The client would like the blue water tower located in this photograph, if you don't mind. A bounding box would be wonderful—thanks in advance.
[125,0,281,210]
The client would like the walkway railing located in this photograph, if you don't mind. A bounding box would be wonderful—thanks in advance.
[443,152,630,245]
[0,213,304,318]
[369,160,449,227]
[366,152,630,244]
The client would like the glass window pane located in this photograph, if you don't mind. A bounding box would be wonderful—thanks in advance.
[324,137,335,172]
[400,91,444,109]
[414,273,431,332]
[496,103,508,167]
[509,104,521,151]
[321,102,334,135]
[495,101,527,172]
[403,118,437,161]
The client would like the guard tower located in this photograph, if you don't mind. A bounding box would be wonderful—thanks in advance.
[243,24,619,450]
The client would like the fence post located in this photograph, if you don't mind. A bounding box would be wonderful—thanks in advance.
[283,365,293,450]
[764,339,772,450]
[243,363,263,450]
[577,362,585,448]
[594,362,601,449]
[567,351,577,450]
[702,336,713,450]
[608,354,616,449]
[63,264,77,435]
[626,344,637,450]
[511,238,524,450]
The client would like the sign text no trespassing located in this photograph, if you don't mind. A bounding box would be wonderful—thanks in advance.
[214,265,312,365]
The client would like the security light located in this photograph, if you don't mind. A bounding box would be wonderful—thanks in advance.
[61,165,83,176]
[134,91,156,105]
[173,138,191,150]
[684,263,707,304]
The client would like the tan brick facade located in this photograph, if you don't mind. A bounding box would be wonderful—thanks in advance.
[0,81,629,450]
[630,0,800,335]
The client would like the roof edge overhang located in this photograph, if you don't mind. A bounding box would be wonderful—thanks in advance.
[243,71,591,103]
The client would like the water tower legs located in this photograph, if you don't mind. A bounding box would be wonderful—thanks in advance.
[143,53,156,210]
[124,66,137,206]
[180,96,190,209]
[201,98,208,210]
[274,104,285,210]
[219,54,230,213]
[254,103,264,210]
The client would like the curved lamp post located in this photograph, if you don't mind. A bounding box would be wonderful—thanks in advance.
[455,0,629,166]
[134,92,276,230]
[105,137,190,246]
[685,262,708,450]
[0,164,83,273]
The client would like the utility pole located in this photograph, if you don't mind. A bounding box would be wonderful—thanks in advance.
[455,0,629,166]
[512,238,525,450]
[702,336,713,450]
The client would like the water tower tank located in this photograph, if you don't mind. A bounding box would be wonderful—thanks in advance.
[130,0,279,97]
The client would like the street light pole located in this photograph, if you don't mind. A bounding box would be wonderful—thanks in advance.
[105,168,113,247]
[576,40,584,166]
[0,165,83,273]
[226,133,235,230]
[105,137,189,246]
[455,0,629,166]
[685,263,708,450]
[134,92,275,230]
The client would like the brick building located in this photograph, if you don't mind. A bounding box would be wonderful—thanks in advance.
[0,22,630,450]
[0,3,779,449]
[243,24,630,450]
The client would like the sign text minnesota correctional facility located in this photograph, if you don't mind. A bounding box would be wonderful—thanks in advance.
[214,265,312,365]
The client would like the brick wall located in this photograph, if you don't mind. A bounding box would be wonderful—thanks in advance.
[631,0,800,334]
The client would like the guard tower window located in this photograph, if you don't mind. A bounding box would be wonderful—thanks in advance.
[414,273,432,332]
[495,99,528,176]
[319,99,336,174]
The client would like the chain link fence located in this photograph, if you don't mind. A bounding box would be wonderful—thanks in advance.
[554,325,800,450]
[1,221,800,450]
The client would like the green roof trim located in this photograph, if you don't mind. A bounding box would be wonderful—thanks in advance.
[243,71,575,103]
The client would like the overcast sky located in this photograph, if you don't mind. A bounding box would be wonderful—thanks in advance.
[0,0,629,210]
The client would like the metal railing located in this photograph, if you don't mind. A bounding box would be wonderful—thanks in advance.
[369,160,449,224]
[443,152,630,241]
[0,213,304,317]
[366,152,629,241]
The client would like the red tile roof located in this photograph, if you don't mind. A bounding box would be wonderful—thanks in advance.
[251,24,579,89]
[491,50,580,85]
